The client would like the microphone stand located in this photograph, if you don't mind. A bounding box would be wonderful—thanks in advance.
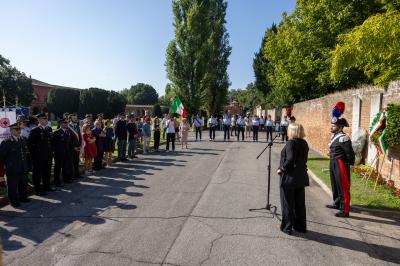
[249,134,281,220]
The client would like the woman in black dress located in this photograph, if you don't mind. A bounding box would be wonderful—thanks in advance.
[277,123,309,235]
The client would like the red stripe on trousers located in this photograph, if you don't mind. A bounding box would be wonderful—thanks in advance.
[338,159,350,214]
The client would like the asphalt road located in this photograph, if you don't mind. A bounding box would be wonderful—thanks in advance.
[1,131,399,266]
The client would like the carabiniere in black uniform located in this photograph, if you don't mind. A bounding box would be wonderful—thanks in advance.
[327,118,355,217]
[0,123,30,207]
[28,113,53,195]
[52,118,74,186]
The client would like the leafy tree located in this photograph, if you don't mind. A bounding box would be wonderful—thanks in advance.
[0,55,34,106]
[166,0,231,116]
[78,87,109,117]
[122,83,158,105]
[152,103,162,118]
[106,90,127,118]
[253,24,276,95]
[46,87,80,118]
[228,83,264,112]
[331,11,400,86]
[263,0,379,107]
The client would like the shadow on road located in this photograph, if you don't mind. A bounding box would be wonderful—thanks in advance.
[0,155,187,253]
[301,230,400,264]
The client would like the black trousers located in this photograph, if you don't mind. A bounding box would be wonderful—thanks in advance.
[329,159,351,214]
[94,151,104,170]
[7,173,28,204]
[266,126,273,141]
[166,133,175,151]
[281,126,288,142]
[32,159,51,192]
[280,186,307,233]
[209,127,215,140]
[237,126,244,141]
[223,125,230,140]
[195,127,202,140]
[154,130,160,150]
[72,150,80,178]
[252,126,259,141]
[54,154,72,185]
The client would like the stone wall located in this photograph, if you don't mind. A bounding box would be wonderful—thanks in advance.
[271,81,400,188]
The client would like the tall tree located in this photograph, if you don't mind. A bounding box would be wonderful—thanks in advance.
[262,0,380,107]
[0,55,34,106]
[47,87,80,118]
[253,24,276,95]
[122,83,158,105]
[166,0,231,116]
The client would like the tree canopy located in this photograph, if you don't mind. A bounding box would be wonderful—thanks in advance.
[166,0,231,116]
[331,11,400,86]
[256,0,388,108]
[0,55,34,107]
[47,87,80,118]
[228,83,264,113]
[121,83,158,105]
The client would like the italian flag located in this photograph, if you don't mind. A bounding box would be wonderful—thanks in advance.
[370,106,390,155]
[171,96,187,118]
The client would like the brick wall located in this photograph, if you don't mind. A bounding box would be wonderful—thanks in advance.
[273,81,400,188]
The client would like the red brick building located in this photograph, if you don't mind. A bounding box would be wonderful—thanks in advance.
[31,79,54,114]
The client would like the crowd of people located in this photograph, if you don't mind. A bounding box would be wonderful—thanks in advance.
[0,108,355,240]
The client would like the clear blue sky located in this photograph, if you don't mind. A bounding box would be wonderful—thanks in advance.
[0,0,296,96]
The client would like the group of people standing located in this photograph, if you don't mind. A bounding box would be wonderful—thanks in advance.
[0,112,84,207]
[207,114,293,143]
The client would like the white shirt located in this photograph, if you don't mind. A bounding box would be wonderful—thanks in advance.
[166,120,175,134]
[252,119,260,126]
[230,117,236,126]
[237,118,245,126]
[281,120,289,127]
[162,118,168,128]
[266,119,273,127]
[223,118,231,125]
[208,118,217,127]
[259,118,265,124]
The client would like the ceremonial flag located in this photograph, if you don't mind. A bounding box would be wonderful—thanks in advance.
[370,105,390,155]
[171,96,186,118]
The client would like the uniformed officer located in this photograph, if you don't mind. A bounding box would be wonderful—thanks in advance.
[28,113,54,195]
[280,116,289,142]
[326,117,355,217]
[68,113,83,179]
[236,115,245,141]
[0,123,29,207]
[52,118,74,186]
[223,115,231,141]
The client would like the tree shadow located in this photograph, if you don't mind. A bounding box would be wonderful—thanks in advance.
[300,230,400,264]
[0,164,147,253]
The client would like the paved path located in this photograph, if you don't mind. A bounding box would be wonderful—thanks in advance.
[1,132,399,265]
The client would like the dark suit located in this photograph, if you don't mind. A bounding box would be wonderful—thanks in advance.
[0,136,29,205]
[52,128,73,185]
[28,126,53,193]
[279,138,309,234]
[68,123,82,178]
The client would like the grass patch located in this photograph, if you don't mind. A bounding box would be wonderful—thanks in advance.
[307,157,400,211]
